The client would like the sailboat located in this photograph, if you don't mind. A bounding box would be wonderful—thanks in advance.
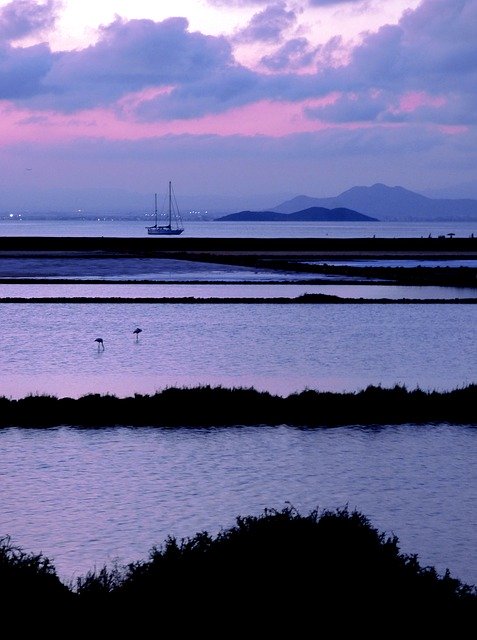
[146,181,184,235]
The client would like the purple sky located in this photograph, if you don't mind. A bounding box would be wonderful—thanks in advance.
[0,0,476,209]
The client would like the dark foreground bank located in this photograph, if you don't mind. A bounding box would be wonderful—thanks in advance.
[1,384,475,428]
[1,507,475,628]
[0,235,475,256]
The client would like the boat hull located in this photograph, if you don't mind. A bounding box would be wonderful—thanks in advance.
[147,227,184,235]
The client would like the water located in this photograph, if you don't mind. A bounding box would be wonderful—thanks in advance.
[1,219,476,238]
[0,303,474,399]
[0,249,474,300]
[1,220,475,301]
[0,256,323,283]
[0,424,475,587]
[0,283,475,299]
[0,220,475,595]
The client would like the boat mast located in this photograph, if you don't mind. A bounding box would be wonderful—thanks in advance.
[154,193,158,227]
[168,180,172,228]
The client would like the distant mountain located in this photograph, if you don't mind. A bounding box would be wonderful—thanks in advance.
[271,183,477,220]
[216,207,377,222]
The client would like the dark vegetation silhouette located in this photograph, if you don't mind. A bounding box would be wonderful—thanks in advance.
[0,535,72,608]
[1,508,475,627]
[0,384,475,428]
[261,260,477,288]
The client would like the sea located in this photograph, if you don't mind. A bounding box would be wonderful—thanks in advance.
[1,218,476,238]
[0,218,475,588]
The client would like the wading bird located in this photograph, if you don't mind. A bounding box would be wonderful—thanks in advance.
[94,337,104,351]
[133,328,143,341]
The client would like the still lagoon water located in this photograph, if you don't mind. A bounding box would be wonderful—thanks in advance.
[1,423,475,587]
[0,302,475,587]
[0,302,474,398]
[0,222,475,592]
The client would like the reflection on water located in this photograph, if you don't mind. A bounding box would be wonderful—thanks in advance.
[0,424,475,586]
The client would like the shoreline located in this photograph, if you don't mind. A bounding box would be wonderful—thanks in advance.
[0,295,476,304]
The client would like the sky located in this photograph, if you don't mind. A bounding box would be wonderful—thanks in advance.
[0,0,476,211]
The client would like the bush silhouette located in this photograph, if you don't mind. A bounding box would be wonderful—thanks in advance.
[2,507,475,630]
[0,535,72,607]
[76,506,476,628]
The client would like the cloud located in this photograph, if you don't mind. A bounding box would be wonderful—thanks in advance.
[298,0,477,126]
[305,91,390,122]
[134,64,261,120]
[206,1,270,5]
[207,0,364,5]
[308,0,366,5]
[329,0,477,123]
[261,37,315,70]
[0,0,475,129]
[234,2,297,43]
[0,0,60,41]
[28,16,237,112]
[0,42,53,99]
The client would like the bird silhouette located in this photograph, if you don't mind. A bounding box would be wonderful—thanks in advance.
[133,328,143,341]
[94,337,104,351]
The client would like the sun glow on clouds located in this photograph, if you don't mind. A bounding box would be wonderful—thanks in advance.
[38,0,259,51]
[0,1,474,197]
[1,94,339,143]
[1,0,422,54]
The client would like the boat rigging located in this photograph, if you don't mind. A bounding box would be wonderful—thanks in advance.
[146,181,184,235]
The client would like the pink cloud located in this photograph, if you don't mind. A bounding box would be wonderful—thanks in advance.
[175,99,333,135]
[398,91,446,112]
[1,96,340,142]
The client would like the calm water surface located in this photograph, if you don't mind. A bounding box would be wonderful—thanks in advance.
[0,227,474,593]
[1,219,476,238]
[0,283,475,299]
[0,303,474,398]
[0,424,475,586]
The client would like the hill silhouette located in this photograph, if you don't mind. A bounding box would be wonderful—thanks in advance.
[216,206,377,222]
[271,183,477,220]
